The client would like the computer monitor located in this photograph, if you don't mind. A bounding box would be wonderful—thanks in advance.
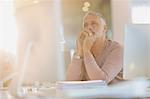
[14,3,66,85]
[124,24,150,80]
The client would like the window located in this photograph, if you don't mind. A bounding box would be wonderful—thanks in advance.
[131,0,150,24]
[0,0,18,55]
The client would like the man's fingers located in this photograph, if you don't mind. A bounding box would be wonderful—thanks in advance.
[77,30,95,45]
[80,33,85,40]
[88,32,92,36]
[84,29,95,35]
[84,33,96,43]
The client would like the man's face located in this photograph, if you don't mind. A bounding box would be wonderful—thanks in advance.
[83,15,106,38]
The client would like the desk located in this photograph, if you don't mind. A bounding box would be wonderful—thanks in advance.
[0,80,150,99]
[0,89,57,99]
[1,89,150,99]
[1,88,150,99]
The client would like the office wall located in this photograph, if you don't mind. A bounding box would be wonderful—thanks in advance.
[111,0,131,45]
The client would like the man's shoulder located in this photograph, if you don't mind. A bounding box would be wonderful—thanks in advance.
[107,40,123,50]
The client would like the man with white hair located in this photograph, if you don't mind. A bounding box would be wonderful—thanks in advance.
[66,11,123,84]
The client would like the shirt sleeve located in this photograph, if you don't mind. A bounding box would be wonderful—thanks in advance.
[83,42,123,84]
[66,56,83,81]
[101,44,123,83]
[83,51,107,81]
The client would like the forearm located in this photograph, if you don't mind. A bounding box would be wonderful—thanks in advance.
[66,57,83,81]
[83,51,108,81]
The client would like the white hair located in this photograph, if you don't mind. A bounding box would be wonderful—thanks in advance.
[83,11,106,26]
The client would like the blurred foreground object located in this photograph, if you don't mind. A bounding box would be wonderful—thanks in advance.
[0,50,16,88]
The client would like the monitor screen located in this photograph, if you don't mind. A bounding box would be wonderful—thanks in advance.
[124,24,150,80]
[14,3,66,85]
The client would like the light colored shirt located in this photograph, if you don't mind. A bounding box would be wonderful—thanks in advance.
[66,40,123,84]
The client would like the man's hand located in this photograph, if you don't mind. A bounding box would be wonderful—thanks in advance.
[82,30,96,53]
[75,31,87,57]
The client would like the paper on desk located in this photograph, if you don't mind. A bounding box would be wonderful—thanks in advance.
[56,80,107,90]
[58,79,149,98]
